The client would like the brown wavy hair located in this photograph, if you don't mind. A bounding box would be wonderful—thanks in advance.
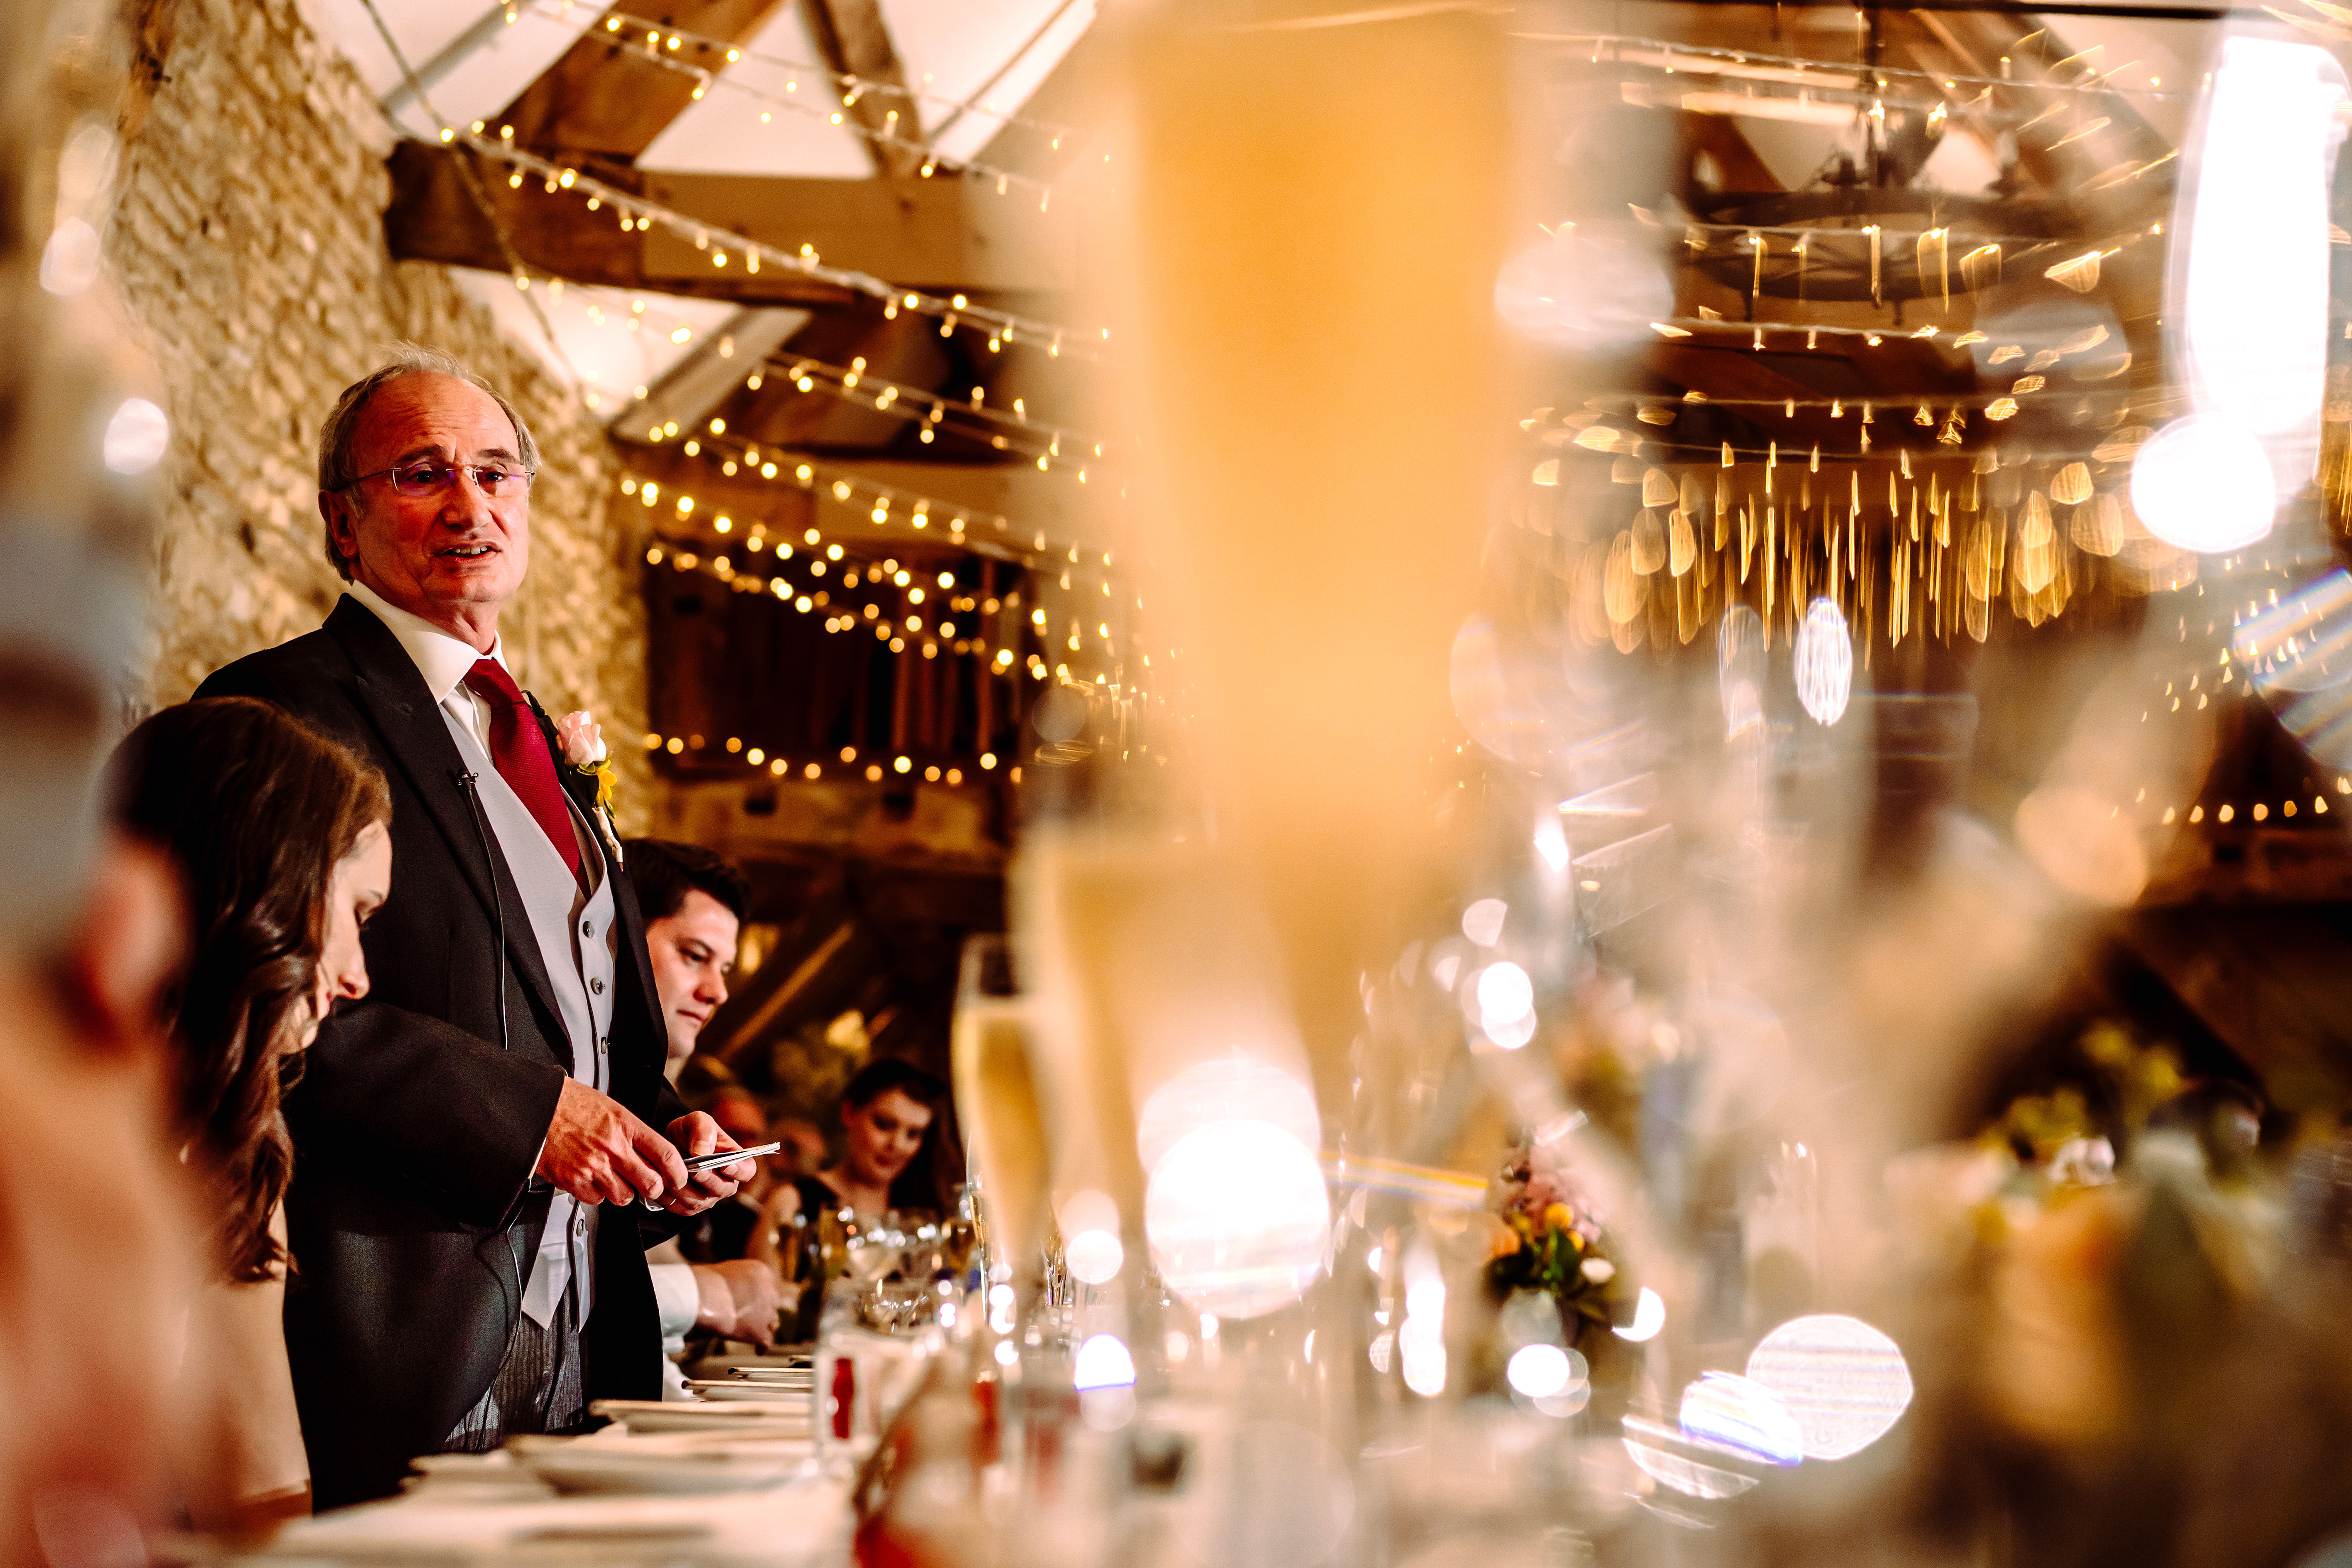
[840,1058,962,1217]
[106,697,390,1281]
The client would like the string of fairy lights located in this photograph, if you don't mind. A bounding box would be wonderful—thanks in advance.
[1643,220,2163,312]
[484,280,1115,470]
[1553,390,2132,464]
[1539,31,2273,817]
[1548,337,2141,476]
[631,488,1158,785]
[614,437,1099,559]
[636,530,1087,680]
[1538,424,2191,661]
[1558,421,2352,830]
[503,0,1090,203]
[616,456,1145,672]
[1537,30,2188,101]
[428,19,2173,460]
[2108,537,2352,832]
[1539,434,2352,834]
[450,131,1107,360]
[636,351,1110,470]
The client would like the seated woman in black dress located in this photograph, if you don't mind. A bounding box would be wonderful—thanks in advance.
[748,1060,955,1336]
[787,1058,955,1226]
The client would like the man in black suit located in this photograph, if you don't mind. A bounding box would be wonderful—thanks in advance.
[197,347,756,1508]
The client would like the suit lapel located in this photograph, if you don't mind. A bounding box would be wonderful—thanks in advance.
[324,599,568,1051]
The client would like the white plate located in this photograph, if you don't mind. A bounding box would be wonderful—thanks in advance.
[685,1381,815,1404]
[592,1401,812,1436]
[514,1445,805,1496]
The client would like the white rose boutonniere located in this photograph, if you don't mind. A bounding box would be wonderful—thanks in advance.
[556,709,607,771]
[556,710,623,863]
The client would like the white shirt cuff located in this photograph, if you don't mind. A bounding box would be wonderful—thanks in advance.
[648,1261,699,1347]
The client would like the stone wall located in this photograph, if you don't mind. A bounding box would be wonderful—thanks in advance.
[106,0,654,827]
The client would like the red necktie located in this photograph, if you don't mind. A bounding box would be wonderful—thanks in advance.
[462,658,581,876]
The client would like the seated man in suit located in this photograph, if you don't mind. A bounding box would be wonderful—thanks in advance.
[198,346,756,1507]
[624,836,785,1381]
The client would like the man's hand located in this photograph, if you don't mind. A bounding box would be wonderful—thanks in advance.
[692,1260,782,1346]
[535,1077,690,1207]
[664,1111,756,1216]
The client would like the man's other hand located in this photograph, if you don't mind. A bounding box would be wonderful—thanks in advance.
[693,1260,782,1346]
[664,1111,755,1215]
[535,1077,690,1207]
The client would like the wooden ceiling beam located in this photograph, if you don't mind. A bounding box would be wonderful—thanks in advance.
[383,142,855,304]
[615,0,929,475]
[491,0,795,163]
[795,0,924,177]
[383,145,1075,298]
[638,169,1075,291]
[732,309,956,454]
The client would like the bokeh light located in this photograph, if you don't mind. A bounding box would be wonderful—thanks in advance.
[1075,1332,1138,1430]
[1534,1372,1592,1420]
[1615,1286,1666,1342]
[1399,1323,1446,1396]
[1144,1118,1331,1319]
[1717,605,1765,737]
[2237,569,2352,696]
[1482,1011,1537,1050]
[1793,597,1853,727]
[1507,1342,1571,1399]
[2239,568,2352,771]
[1461,898,1507,947]
[1743,1314,1914,1461]
[1399,1245,1446,1395]
[2129,415,2276,554]
[1073,1332,1137,1391]
[1622,1414,1761,1501]
[1136,1057,1321,1177]
[1066,1227,1124,1285]
[2176,37,2341,483]
[1476,960,1533,1028]
[102,398,169,475]
[39,217,101,297]
[1679,1371,1805,1467]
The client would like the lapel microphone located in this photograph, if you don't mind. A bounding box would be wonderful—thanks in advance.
[453,770,510,1059]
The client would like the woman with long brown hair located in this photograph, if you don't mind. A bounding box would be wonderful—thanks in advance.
[107,696,392,1535]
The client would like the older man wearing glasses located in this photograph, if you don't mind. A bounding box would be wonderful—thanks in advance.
[197,346,758,1508]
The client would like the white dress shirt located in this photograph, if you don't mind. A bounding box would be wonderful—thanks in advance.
[645,1244,700,1401]
[344,579,510,755]
[342,582,619,1330]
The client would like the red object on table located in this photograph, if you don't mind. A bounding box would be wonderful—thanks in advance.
[830,1354,857,1440]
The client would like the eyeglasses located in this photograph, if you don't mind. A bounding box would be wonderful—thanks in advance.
[341,460,535,499]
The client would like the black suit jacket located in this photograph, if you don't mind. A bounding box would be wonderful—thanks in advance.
[196,597,687,1508]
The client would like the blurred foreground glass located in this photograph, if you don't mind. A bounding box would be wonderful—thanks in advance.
[950,935,1051,1298]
